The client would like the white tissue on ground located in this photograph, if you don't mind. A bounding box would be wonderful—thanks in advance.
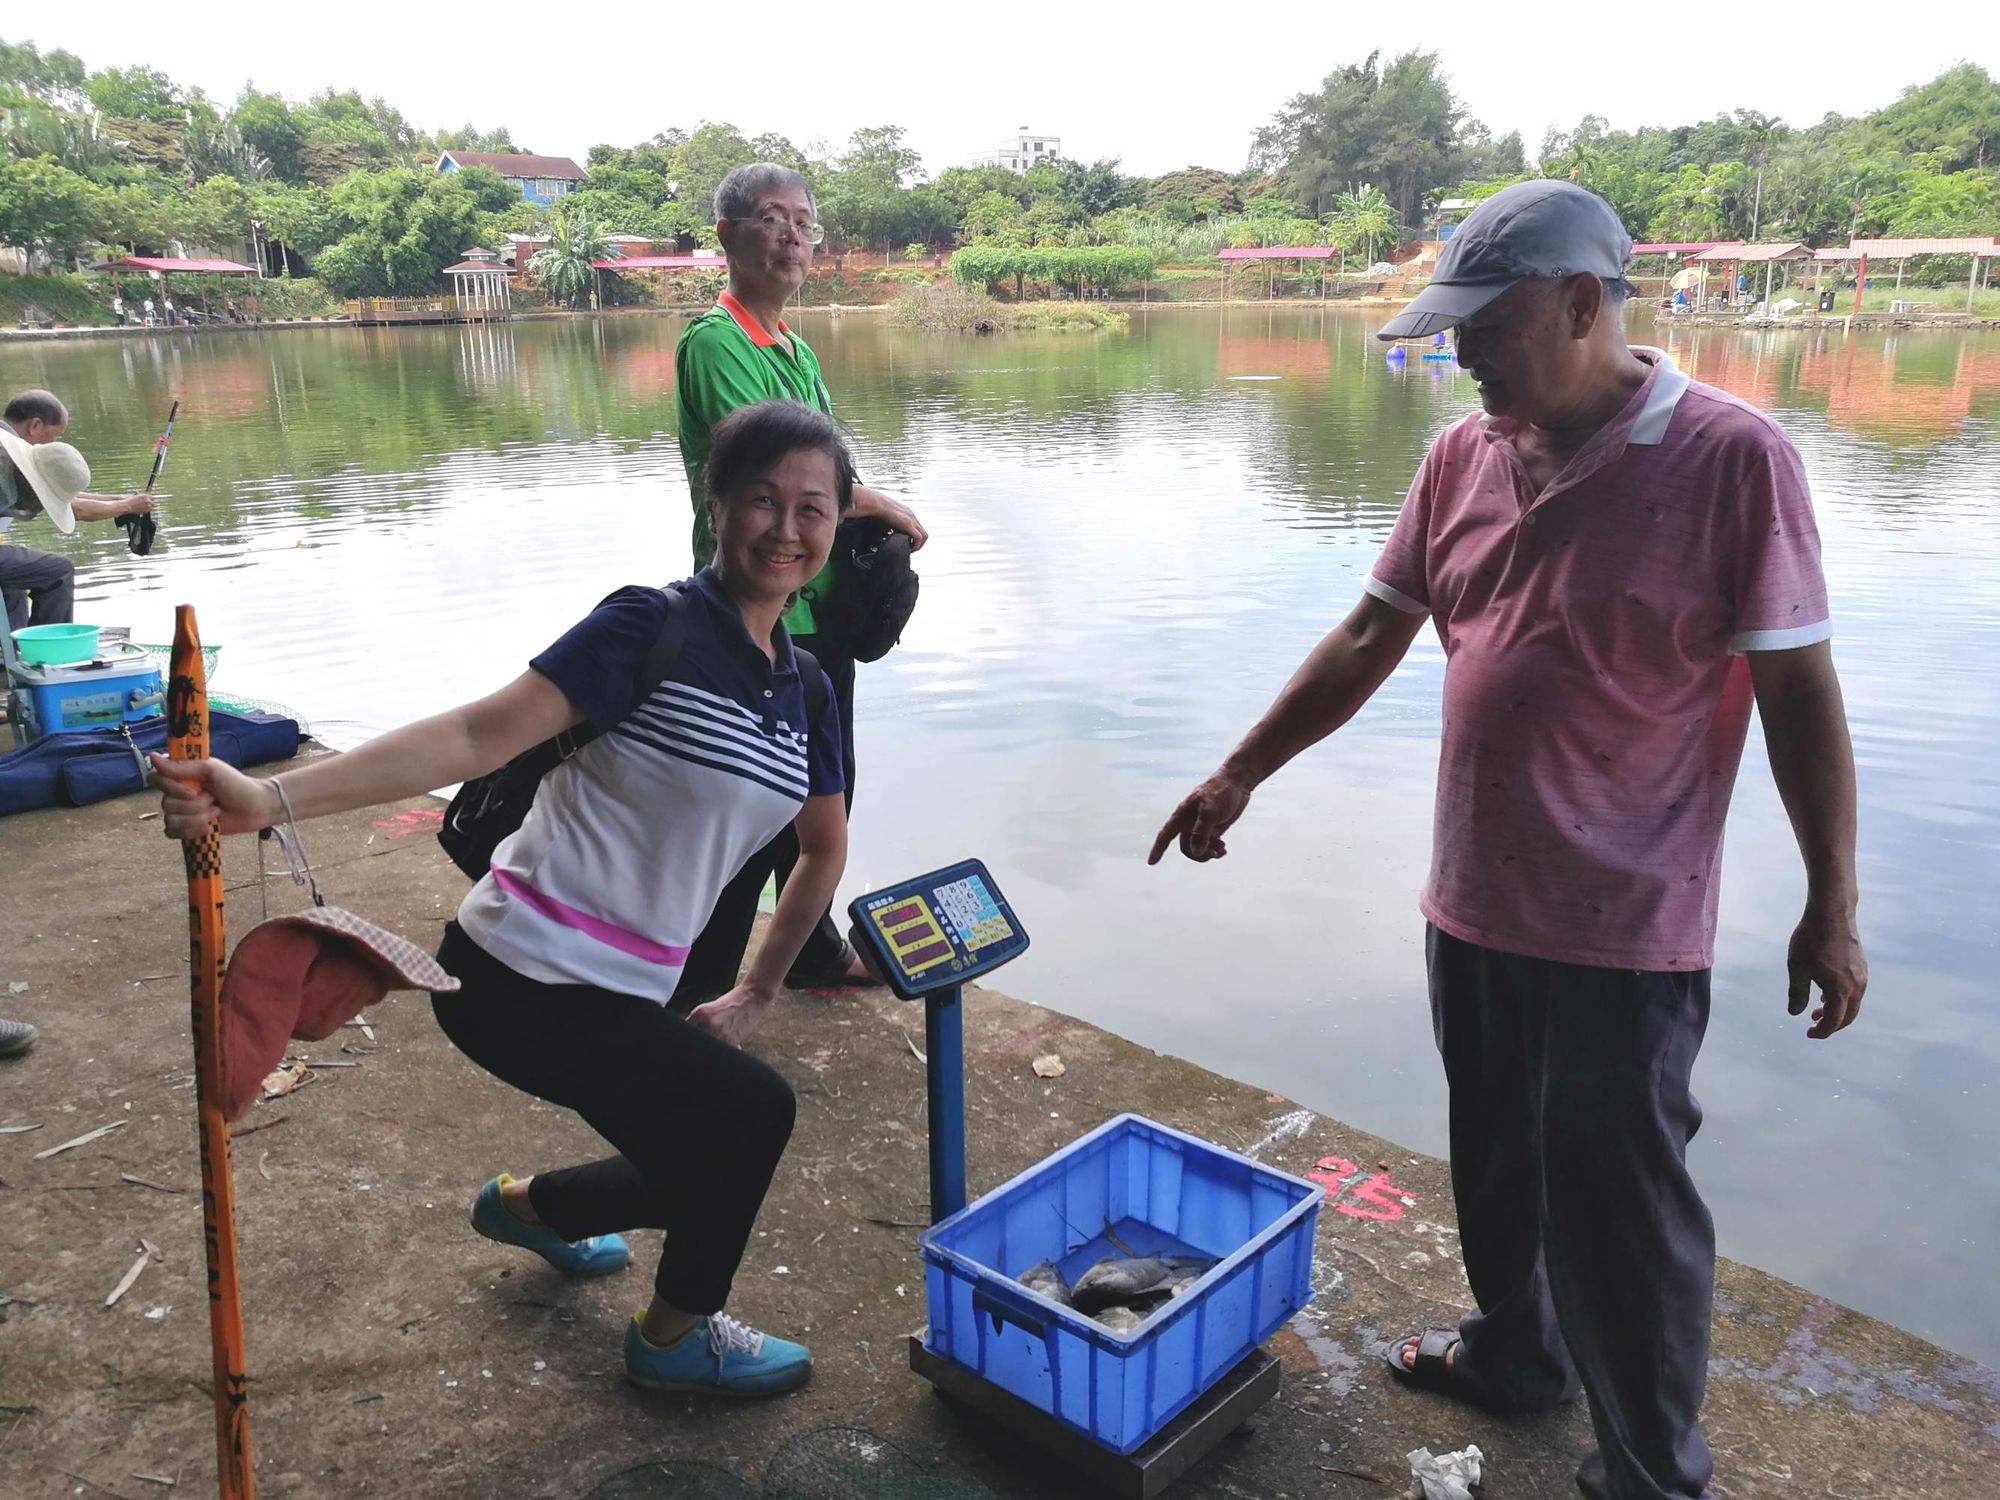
[1407,1443,1484,1499]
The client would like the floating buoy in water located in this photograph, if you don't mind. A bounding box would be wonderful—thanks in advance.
[1385,345,1406,365]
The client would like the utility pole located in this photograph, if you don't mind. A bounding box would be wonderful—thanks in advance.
[1750,167,1764,241]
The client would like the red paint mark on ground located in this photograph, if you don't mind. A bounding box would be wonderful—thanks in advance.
[974,1014,1067,1062]
[1308,1155,1419,1223]
[372,809,444,838]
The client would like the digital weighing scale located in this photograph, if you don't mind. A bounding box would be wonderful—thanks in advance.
[849,861,1284,1499]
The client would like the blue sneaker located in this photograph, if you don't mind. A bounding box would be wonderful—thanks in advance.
[470,1175,629,1277]
[624,1312,812,1397]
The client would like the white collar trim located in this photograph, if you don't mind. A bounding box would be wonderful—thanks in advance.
[1627,347,1690,446]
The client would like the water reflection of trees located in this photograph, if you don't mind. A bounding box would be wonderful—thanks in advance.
[25,312,1992,576]
[817,307,1453,536]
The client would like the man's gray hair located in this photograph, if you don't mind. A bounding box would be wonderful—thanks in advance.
[4,389,67,429]
[714,163,815,222]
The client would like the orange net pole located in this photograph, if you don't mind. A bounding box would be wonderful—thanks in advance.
[168,604,256,1499]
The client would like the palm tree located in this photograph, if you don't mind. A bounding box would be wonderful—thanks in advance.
[528,202,611,309]
[1333,184,1400,268]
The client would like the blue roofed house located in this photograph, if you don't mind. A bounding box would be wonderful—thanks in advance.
[436,150,587,206]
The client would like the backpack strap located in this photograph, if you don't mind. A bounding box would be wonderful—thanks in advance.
[793,645,830,730]
[584,584,688,736]
[612,584,689,730]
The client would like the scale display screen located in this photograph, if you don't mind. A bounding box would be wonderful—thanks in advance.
[848,859,1029,999]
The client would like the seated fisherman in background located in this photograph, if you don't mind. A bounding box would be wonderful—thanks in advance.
[1,390,155,630]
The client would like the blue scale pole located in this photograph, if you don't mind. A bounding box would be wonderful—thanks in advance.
[925,984,967,1223]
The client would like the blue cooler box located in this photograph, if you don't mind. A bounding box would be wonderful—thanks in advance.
[919,1113,1323,1455]
[11,643,165,738]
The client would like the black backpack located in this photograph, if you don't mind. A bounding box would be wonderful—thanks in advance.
[439,586,828,880]
[807,518,920,664]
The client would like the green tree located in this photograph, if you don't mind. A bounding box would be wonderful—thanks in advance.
[1254,50,1462,222]
[434,123,518,153]
[313,168,493,295]
[185,119,271,184]
[961,189,1029,243]
[231,89,305,182]
[253,181,336,268]
[85,64,182,123]
[451,163,520,214]
[528,200,610,307]
[0,40,87,108]
[1866,64,1999,174]
[1142,168,1241,219]
[1,100,128,176]
[0,155,107,266]
[176,174,256,249]
[1331,184,1399,266]
[1886,168,2000,236]
[669,121,806,221]
[297,89,420,167]
[839,124,922,185]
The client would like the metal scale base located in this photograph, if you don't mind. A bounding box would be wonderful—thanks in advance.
[909,1337,1280,1500]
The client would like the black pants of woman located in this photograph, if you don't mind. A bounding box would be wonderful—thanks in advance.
[431,922,795,1314]
[670,638,857,1008]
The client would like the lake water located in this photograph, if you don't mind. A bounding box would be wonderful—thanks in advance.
[14,307,1999,1366]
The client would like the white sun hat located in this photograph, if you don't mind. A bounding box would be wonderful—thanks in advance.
[0,425,89,535]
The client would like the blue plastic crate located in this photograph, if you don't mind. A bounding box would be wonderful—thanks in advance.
[919,1112,1323,1455]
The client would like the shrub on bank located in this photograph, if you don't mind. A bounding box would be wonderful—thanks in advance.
[0,271,117,326]
[1,271,341,326]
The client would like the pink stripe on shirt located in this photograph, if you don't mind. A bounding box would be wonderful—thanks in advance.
[490,868,691,967]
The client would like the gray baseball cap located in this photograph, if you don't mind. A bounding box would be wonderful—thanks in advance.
[1376,179,1632,341]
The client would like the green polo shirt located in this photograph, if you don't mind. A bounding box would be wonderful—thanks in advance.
[676,292,836,635]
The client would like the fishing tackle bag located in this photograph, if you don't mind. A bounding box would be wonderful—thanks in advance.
[808,518,920,663]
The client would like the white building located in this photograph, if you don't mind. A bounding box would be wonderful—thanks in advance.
[971,128,1062,173]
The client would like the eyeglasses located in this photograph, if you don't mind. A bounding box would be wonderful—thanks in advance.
[750,212,824,246]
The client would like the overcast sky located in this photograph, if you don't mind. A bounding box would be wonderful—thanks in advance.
[23,6,2000,180]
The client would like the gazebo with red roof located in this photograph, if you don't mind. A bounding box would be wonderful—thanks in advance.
[93,255,259,324]
[443,248,512,320]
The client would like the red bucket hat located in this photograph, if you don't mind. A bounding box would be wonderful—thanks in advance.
[219,907,458,1121]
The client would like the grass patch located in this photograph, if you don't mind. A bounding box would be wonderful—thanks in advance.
[1847,283,2000,316]
[1006,301,1129,331]
[891,283,1127,333]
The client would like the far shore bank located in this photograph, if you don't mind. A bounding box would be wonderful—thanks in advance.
[7,294,1999,345]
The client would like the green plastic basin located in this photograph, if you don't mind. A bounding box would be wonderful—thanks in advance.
[12,623,101,665]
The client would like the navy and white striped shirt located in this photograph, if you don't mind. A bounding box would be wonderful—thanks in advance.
[457,569,844,1001]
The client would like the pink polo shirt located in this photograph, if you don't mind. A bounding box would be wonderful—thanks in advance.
[1366,347,1830,971]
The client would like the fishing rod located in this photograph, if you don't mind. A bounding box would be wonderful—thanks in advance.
[120,399,176,556]
[168,604,257,1499]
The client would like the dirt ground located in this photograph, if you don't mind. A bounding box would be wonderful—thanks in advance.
[3,790,1996,1499]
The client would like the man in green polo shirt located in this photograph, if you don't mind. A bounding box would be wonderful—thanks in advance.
[673,161,927,1001]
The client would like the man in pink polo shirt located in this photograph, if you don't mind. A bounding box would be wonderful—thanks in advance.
[1151,181,1866,1500]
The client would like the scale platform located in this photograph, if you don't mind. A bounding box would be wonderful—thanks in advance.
[911,1336,1279,1499]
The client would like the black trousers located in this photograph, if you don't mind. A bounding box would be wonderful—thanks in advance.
[1426,924,1715,1500]
[0,543,75,631]
[431,923,796,1313]
[671,636,856,1008]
